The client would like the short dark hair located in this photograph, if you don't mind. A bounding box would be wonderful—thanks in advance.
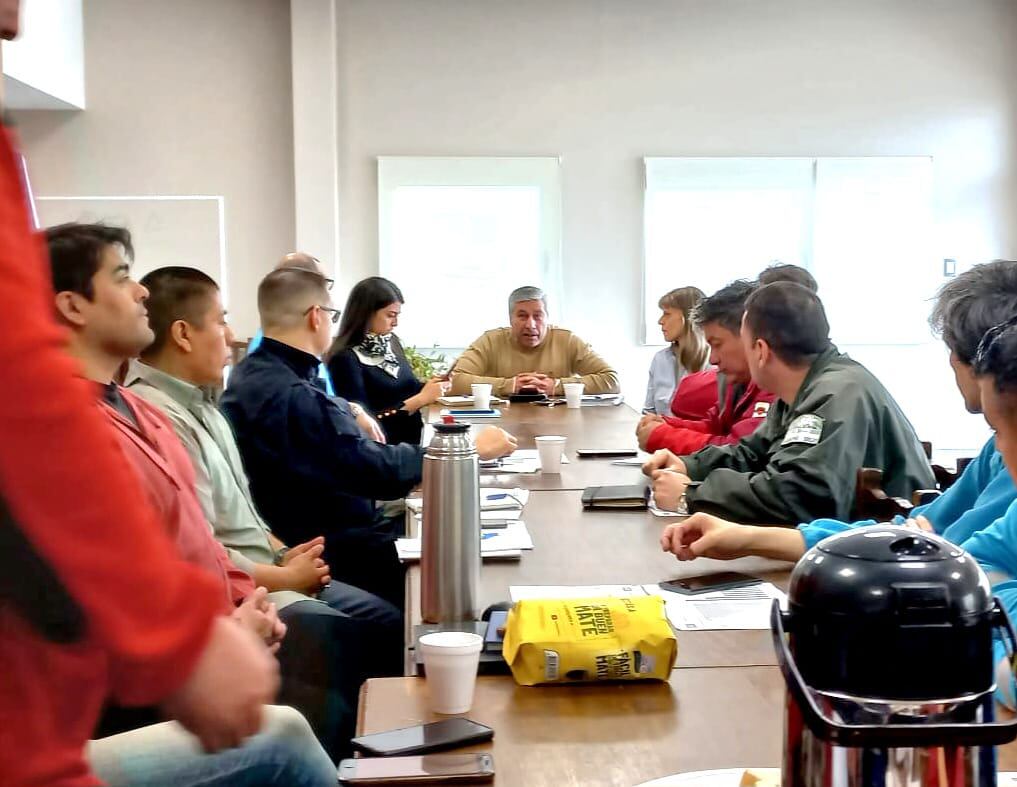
[930,261,1017,365]
[258,266,330,331]
[757,263,818,293]
[973,316,1017,395]
[744,282,831,367]
[693,279,757,334]
[44,223,134,299]
[138,267,220,357]
[327,276,405,358]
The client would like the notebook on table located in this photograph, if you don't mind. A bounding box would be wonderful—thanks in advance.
[580,483,651,510]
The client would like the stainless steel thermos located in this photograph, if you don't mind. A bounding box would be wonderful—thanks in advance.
[420,422,481,624]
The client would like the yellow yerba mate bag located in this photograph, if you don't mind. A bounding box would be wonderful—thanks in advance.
[502,596,677,686]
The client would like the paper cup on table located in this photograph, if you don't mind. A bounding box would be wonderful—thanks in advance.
[419,632,483,714]
[471,383,493,410]
[535,435,567,474]
[563,382,585,409]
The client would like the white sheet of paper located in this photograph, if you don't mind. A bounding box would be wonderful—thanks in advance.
[642,582,787,630]
[396,521,534,563]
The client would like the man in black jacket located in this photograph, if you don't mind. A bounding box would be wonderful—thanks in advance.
[222,267,516,606]
[646,282,934,524]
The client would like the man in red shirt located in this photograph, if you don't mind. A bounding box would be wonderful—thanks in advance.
[636,280,775,455]
[0,14,283,787]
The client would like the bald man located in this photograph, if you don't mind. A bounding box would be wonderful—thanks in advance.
[247,252,336,394]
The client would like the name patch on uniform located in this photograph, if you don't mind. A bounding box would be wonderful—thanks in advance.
[781,414,824,446]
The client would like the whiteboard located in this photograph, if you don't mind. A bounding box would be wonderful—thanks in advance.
[35,196,229,306]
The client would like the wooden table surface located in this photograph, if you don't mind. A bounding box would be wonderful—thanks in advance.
[358,668,786,787]
[429,401,647,491]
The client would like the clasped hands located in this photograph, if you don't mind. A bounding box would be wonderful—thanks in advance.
[641,448,690,512]
[512,373,557,396]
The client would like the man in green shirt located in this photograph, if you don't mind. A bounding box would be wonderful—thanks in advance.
[646,282,935,524]
[126,266,403,755]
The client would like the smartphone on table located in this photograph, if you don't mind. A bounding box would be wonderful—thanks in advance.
[576,449,638,458]
[350,718,494,756]
[338,753,494,784]
[659,572,762,595]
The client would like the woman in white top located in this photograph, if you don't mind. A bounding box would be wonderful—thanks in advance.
[643,286,709,414]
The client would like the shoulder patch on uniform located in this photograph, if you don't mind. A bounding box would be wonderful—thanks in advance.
[751,401,771,419]
[781,414,824,446]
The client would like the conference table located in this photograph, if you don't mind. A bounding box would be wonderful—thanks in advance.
[356,399,1017,785]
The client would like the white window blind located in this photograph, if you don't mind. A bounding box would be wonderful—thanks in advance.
[378,157,562,349]
[643,156,935,345]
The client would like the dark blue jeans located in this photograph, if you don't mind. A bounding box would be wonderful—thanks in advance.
[276,581,403,761]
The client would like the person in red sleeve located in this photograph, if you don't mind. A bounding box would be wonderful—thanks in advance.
[0,5,284,784]
[636,280,775,455]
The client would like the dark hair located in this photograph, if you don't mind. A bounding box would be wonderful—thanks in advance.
[757,263,818,293]
[930,260,1017,365]
[973,315,1017,395]
[44,223,134,299]
[138,267,220,357]
[327,276,405,358]
[692,279,757,334]
[257,267,331,331]
[744,282,831,366]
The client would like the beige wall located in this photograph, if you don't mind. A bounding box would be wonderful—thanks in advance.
[14,0,296,336]
[334,0,1017,450]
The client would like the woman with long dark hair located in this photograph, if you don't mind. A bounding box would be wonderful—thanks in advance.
[326,277,445,445]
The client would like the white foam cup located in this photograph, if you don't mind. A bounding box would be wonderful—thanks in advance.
[535,435,567,474]
[419,631,484,714]
[471,383,493,410]
[563,382,585,408]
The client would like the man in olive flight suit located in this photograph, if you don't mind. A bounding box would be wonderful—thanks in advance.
[646,282,935,525]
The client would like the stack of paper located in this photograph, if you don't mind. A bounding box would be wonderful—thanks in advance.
[437,395,507,407]
[641,582,787,631]
[406,488,530,519]
[395,520,534,562]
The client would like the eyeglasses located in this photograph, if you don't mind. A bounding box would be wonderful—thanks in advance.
[304,304,341,324]
[324,276,334,291]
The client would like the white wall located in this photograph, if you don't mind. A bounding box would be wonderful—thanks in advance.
[332,0,1017,453]
[13,0,296,335]
[2,0,84,109]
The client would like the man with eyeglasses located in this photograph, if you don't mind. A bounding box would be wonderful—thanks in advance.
[223,267,518,607]
[246,252,337,395]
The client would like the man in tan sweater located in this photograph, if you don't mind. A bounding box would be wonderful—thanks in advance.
[450,286,620,397]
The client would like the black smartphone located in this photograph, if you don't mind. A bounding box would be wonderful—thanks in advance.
[338,753,494,784]
[576,449,638,458]
[659,572,762,595]
[350,719,494,757]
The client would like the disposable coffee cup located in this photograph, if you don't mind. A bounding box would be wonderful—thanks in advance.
[564,382,585,409]
[418,631,483,714]
[535,435,567,473]
[471,383,493,410]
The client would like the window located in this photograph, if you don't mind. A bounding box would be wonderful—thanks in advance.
[643,157,935,345]
[378,157,561,349]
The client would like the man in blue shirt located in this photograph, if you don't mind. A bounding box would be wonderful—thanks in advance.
[961,315,1017,706]
[656,260,1017,567]
[247,252,335,395]
[223,267,516,608]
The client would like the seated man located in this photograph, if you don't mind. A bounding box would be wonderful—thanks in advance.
[127,266,403,667]
[450,285,619,397]
[636,280,775,454]
[646,281,934,523]
[248,251,335,395]
[658,260,1017,564]
[45,223,360,760]
[222,267,517,608]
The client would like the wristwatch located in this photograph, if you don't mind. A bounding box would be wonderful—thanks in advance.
[273,547,290,566]
[348,402,364,418]
[677,492,689,516]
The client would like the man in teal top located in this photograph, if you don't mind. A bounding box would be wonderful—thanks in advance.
[247,251,335,396]
[656,260,1017,567]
